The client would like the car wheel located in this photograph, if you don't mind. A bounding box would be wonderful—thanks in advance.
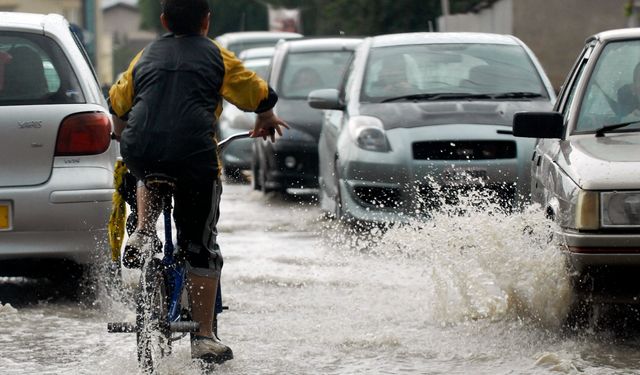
[224,166,242,181]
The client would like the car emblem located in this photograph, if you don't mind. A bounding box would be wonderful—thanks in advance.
[18,120,42,129]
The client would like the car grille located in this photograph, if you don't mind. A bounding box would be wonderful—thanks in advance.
[412,140,517,160]
[353,186,402,208]
[416,183,516,211]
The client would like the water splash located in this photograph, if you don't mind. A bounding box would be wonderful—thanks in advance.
[327,186,572,329]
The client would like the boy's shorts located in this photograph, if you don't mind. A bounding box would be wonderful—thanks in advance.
[125,151,222,270]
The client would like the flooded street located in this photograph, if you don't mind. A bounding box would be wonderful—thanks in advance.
[2,181,640,374]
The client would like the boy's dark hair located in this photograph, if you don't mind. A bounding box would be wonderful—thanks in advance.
[161,0,210,35]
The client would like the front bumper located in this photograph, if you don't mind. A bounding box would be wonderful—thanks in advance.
[562,229,640,272]
[0,166,113,264]
[265,140,319,190]
[337,126,532,222]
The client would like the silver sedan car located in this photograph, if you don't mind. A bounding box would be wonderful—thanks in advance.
[0,13,117,283]
[514,28,640,307]
[309,32,556,223]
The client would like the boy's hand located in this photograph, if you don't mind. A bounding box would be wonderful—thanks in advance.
[251,109,289,142]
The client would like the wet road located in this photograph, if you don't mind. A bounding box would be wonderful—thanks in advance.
[2,181,640,374]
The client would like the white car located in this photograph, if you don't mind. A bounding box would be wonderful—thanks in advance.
[514,28,640,310]
[309,32,555,223]
[0,13,117,286]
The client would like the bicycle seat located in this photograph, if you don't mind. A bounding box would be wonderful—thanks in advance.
[143,173,177,192]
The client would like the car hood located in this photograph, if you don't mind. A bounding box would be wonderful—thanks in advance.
[558,133,640,190]
[358,100,553,130]
[274,98,323,139]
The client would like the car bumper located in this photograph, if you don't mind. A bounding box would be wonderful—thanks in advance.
[0,166,113,264]
[562,230,640,271]
[220,138,253,170]
[337,125,533,222]
[265,141,319,190]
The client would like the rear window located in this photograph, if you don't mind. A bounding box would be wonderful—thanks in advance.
[278,50,353,99]
[0,31,84,106]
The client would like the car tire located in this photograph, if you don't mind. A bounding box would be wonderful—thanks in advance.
[334,161,344,220]
[223,166,242,181]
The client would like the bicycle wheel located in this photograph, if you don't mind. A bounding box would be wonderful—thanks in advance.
[136,257,171,373]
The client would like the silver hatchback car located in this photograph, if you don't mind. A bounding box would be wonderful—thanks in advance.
[0,13,116,280]
[309,32,555,223]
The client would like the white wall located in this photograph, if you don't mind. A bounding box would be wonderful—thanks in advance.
[438,0,513,34]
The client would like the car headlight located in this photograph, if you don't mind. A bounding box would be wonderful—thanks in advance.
[601,191,640,227]
[575,190,600,230]
[348,116,390,152]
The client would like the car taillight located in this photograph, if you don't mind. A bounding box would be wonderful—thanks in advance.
[55,112,111,156]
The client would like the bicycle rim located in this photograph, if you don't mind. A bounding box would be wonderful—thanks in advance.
[136,258,171,373]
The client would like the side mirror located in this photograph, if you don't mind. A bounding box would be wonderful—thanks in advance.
[513,112,564,139]
[307,89,344,110]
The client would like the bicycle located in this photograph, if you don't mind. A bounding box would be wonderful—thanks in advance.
[107,131,252,373]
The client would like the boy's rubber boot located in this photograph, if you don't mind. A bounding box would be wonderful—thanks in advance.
[191,335,234,364]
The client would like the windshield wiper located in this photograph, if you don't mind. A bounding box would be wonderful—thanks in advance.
[489,92,544,99]
[381,92,493,103]
[595,120,640,137]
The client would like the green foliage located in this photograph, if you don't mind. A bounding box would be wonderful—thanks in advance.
[138,0,489,37]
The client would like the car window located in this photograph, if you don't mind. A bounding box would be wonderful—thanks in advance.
[0,31,84,106]
[278,50,353,99]
[555,46,593,120]
[361,43,547,102]
[575,40,640,132]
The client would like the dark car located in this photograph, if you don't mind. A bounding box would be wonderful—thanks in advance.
[252,38,362,193]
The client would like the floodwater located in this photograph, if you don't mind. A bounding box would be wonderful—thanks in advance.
[2,181,640,374]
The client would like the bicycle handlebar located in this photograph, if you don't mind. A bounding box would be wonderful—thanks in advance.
[217,131,252,153]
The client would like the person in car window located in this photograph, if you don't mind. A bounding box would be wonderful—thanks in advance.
[288,67,324,97]
[621,62,640,122]
[108,0,288,364]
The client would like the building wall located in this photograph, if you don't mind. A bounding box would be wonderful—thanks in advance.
[438,0,628,89]
[513,0,627,89]
[104,5,155,41]
[0,0,83,24]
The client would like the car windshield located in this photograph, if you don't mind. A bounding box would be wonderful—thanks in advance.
[361,43,547,103]
[278,50,353,99]
[244,58,271,80]
[575,40,640,134]
[0,31,84,106]
[228,40,283,56]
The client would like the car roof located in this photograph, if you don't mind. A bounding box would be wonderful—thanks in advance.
[369,32,520,48]
[0,12,69,35]
[215,31,302,43]
[278,37,363,53]
[588,27,640,43]
[238,46,275,60]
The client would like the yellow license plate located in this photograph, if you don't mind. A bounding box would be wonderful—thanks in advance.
[0,203,10,230]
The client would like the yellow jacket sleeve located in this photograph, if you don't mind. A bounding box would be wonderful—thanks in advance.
[213,40,270,112]
[109,50,144,119]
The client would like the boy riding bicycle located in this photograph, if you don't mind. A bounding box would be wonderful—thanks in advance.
[108,0,288,364]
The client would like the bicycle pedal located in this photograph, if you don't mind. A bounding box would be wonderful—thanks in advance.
[107,322,137,333]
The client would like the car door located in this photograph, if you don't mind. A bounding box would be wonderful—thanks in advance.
[532,43,594,211]
[318,58,355,199]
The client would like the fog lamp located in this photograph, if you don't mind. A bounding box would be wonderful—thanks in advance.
[284,156,296,169]
[575,190,599,230]
[601,191,640,227]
